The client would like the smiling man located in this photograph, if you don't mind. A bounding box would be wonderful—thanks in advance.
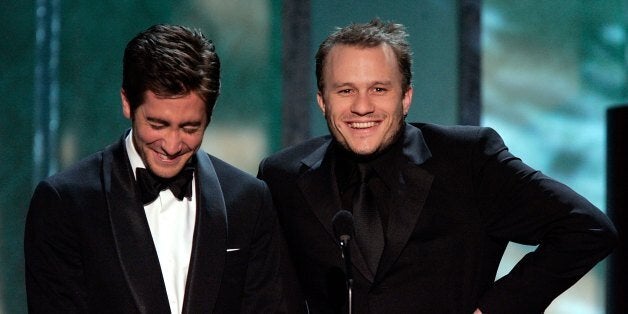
[258,19,616,313]
[25,24,289,313]
[318,43,411,156]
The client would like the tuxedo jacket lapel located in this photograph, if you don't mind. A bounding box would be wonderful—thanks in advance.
[376,164,433,282]
[182,151,227,313]
[103,139,171,313]
[297,142,336,240]
[298,142,375,282]
[376,125,434,282]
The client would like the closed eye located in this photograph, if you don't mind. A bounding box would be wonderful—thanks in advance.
[149,123,167,130]
[182,126,201,134]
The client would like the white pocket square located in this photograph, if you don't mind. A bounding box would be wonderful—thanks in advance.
[226,248,240,252]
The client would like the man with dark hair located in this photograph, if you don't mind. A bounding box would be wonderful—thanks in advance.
[26,24,285,313]
[258,19,617,313]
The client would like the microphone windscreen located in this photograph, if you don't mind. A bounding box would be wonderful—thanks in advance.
[332,210,354,239]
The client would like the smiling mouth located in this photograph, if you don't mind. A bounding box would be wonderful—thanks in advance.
[155,152,184,163]
[349,121,378,129]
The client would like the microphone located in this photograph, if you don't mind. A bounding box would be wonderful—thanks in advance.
[332,210,354,314]
[333,209,354,247]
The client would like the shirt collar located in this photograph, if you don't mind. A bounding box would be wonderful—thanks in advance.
[125,129,146,180]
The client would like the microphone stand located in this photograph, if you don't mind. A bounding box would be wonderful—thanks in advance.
[332,210,354,314]
[339,235,353,314]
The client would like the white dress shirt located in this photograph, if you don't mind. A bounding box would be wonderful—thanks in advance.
[125,131,196,314]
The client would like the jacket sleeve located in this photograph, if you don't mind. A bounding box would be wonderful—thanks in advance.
[255,159,309,314]
[24,180,87,313]
[474,127,617,313]
[239,180,307,314]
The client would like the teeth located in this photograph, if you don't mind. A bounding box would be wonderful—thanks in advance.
[350,122,377,129]
[158,153,177,161]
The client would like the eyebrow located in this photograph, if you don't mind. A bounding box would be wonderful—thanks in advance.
[330,80,394,88]
[146,117,203,127]
[371,80,393,86]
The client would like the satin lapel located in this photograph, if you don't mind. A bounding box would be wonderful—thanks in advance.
[375,163,433,283]
[104,138,171,313]
[182,151,227,314]
[297,142,374,282]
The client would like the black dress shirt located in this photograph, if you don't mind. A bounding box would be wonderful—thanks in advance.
[333,133,407,233]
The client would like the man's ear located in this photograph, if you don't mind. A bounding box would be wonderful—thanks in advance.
[402,86,413,116]
[316,91,326,114]
[121,89,132,120]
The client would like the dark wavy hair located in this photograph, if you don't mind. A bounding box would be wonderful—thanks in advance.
[122,24,220,122]
[315,19,412,94]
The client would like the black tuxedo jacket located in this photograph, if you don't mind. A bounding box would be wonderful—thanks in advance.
[258,123,617,313]
[25,133,284,313]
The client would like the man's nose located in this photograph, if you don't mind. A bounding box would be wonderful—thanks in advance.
[162,129,183,155]
[351,92,374,115]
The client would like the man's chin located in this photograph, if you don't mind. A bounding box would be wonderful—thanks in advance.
[338,142,378,160]
[146,164,185,179]
[349,147,376,156]
[341,138,398,161]
[146,153,195,178]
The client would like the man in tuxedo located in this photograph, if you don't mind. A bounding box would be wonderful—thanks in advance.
[25,24,287,313]
[257,19,617,313]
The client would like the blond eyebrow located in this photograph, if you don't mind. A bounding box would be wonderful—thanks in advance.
[330,80,394,88]
[329,82,355,89]
[371,80,393,86]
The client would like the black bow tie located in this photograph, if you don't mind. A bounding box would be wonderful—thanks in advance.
[136,166,194,205]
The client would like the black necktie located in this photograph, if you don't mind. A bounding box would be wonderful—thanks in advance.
[353,163,385,275]
[136,166,194,205]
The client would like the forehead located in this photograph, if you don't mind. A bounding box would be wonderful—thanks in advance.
[140,91,207,119]
[323,44,401,83]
